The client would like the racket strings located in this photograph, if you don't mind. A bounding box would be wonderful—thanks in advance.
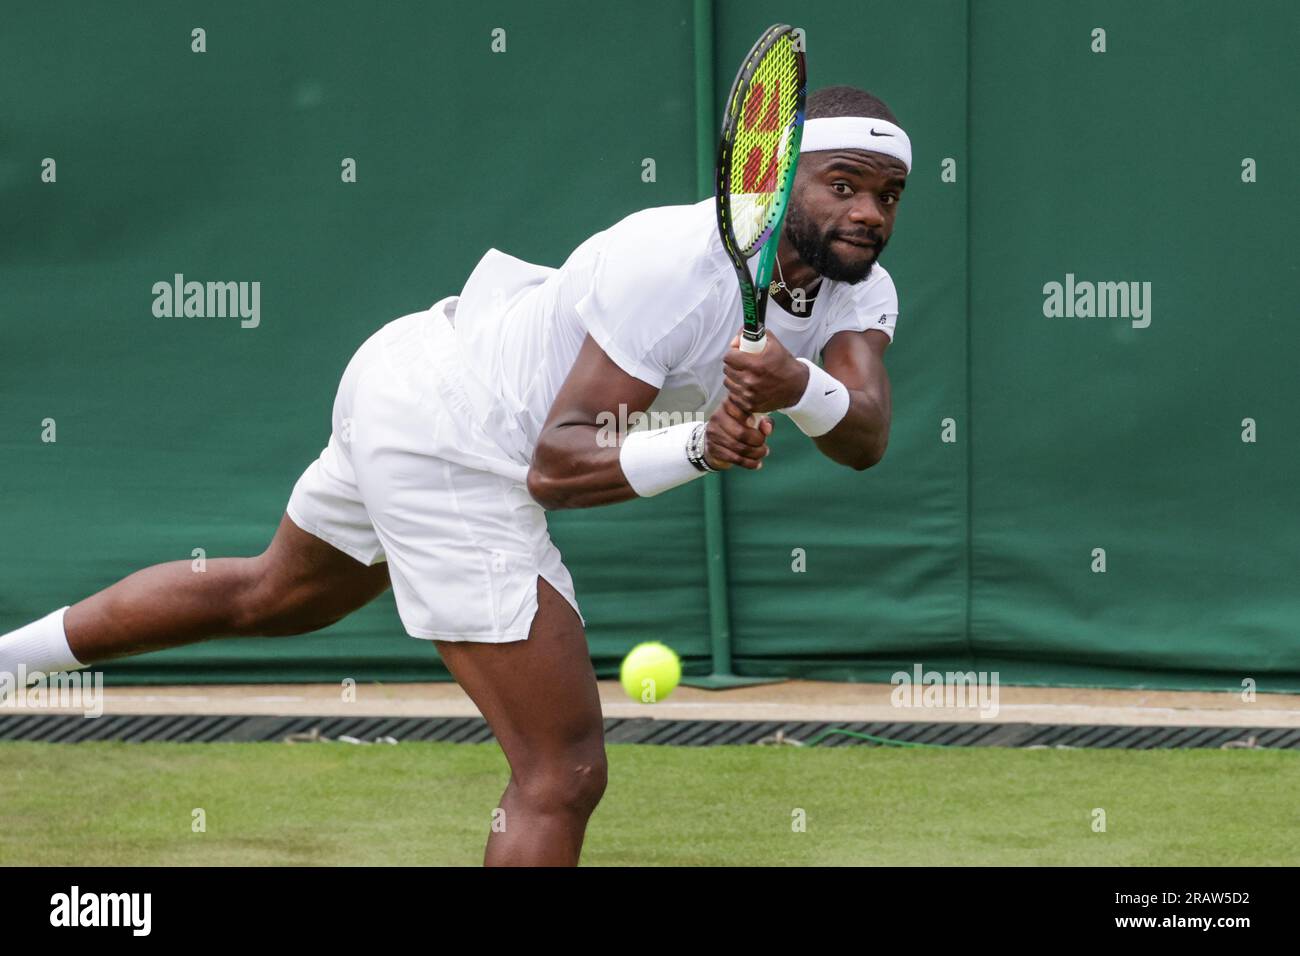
[726,35,801,254]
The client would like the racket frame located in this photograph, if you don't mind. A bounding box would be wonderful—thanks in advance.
[714,23,807,354]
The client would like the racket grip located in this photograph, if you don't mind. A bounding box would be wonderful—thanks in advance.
[739,333,767,354]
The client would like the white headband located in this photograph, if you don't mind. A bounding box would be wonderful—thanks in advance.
[800,116,912,173]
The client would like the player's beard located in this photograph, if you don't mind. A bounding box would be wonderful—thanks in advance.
[783,202,888,284]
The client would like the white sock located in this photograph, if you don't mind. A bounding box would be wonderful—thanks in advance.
[0,607,86,684]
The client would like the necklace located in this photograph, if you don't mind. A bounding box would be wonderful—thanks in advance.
[769,255,822,304]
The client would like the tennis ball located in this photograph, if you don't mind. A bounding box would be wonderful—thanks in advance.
[620,641,681,704]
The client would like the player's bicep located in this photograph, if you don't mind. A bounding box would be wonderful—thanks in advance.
[822,328,892,422]
[527,335,664,510]
[540,333,660,433]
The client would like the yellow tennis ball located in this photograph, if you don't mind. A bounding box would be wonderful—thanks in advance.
[620,641,681,704]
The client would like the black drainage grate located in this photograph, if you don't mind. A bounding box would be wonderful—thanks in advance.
[0,714,1293,749]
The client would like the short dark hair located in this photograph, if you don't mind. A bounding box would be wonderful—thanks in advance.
[806,85,900,126]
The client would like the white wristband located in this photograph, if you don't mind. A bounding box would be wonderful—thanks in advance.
[779,358,851,437]
[619,421,712,497]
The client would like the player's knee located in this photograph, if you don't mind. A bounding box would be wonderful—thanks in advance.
[517,748,608,816]
[230,556,339,638]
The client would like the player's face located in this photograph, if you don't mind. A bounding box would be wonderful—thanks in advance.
[784,149,907,283]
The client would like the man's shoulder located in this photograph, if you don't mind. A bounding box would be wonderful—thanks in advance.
[603,197,716,234]
[584,199,730,297]
[843,261,896,293]
[815,262,901,342]
[830,261,898,312]
[603,198,723,256]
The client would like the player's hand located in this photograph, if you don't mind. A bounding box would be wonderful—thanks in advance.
[704,396,773,470]
[722,331,810,414]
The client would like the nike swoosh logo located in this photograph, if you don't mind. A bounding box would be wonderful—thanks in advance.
[870,128,894,137]
[824,388,838,395]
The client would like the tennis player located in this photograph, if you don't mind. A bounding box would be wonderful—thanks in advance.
[0,86,909,866]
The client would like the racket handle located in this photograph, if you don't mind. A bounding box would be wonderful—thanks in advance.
[739,333,767,354]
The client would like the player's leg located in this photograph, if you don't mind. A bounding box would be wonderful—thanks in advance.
[342,305,605,864]
[434,575,606,867]
[0,514,391,674]
[3,318,390,683]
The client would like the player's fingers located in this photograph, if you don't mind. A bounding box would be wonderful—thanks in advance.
[721,395,754,422]
[711,446,752,469]
[722,349,759,372]
[723,380,756,412]
[710,412,765,451]
[714,426,767,460]
[722,367,759,391]
[719,398,769,439]
[709,440,763,469]
[716,407,766,447]
[704,426,750,468]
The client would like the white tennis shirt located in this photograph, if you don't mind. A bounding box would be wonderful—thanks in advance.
[446,198,900,467]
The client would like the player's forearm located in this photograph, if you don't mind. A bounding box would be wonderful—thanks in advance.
[812,390,889,470]
[527,424,640,510]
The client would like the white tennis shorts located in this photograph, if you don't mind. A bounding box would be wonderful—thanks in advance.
[286,297,584,642]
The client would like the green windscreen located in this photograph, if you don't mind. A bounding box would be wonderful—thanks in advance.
[2,0,1296,692]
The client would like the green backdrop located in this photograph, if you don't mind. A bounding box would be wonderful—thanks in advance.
[2,1,1296,691]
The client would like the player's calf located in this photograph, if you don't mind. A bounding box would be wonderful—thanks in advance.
[0,515,390,675]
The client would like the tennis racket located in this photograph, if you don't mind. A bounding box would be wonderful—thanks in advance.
[715,24,807,354]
